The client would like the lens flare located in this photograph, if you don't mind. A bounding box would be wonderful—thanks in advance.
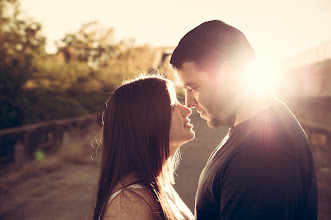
[241,60,281,96]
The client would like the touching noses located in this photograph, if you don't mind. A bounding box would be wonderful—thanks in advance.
[185,92,197,109]
[179,104,192,117]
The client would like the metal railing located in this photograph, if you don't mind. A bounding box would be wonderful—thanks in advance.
[284,39,331,69]
[0,114,101,170]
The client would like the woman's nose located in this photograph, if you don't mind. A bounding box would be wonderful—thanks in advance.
[180,104,192,117]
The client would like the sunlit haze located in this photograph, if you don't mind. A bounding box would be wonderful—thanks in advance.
[241,60,282,96]
[20,0,331,66]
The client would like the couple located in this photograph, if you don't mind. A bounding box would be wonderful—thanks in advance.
[91,20,318,220]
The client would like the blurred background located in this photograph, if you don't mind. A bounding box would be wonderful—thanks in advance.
[0,0,330,219]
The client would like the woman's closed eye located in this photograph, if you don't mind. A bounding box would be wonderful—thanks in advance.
[171,103,178,110]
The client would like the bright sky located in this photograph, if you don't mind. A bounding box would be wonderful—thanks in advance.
[20,0,331,64]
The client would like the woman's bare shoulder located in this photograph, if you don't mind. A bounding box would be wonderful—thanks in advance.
[103,187,161,220]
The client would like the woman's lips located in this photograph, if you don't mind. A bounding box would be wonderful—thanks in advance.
[184,123,193,128]
[184,119,192,127]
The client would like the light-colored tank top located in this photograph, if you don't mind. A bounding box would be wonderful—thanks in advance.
[107,184,144,206]
[106,184,193,220]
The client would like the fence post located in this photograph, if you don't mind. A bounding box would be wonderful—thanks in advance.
[53,124,63,151]
[14,141,24,170]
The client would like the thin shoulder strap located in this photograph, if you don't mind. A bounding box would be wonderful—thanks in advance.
[108,184,145,206]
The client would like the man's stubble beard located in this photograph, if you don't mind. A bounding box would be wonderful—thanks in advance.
[206,112,236,128]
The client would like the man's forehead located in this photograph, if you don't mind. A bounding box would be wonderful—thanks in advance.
[177,62,197,78]
[180,61,199,72]
[176,74,199,88]
[176,62,207,86]
[176,70,191,84]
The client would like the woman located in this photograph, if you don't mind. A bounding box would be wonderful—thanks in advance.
[92,74,195,220]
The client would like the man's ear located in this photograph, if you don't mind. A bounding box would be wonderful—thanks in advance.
[220,61,234,73]
[216,60,242,87]
[219,61,237,79]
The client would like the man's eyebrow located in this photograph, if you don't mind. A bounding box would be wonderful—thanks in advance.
[183,83,198,88]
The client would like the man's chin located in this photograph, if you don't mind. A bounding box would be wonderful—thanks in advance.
[206,118,222,128]
[200,112,226,128]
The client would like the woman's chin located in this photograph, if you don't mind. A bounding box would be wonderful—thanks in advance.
[183,132,196,145]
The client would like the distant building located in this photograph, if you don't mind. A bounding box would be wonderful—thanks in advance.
[280,40,331,169]
[150,47,181,85]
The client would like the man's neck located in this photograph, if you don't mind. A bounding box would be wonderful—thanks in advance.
[234,95,277,126]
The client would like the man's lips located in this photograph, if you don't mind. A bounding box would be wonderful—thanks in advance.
[196,107,204,114]
[197,110,205,116]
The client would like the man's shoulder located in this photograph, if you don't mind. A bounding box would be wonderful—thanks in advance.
[240,100,310,151]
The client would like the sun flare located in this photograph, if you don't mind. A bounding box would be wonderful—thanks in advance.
[241,60,282,96]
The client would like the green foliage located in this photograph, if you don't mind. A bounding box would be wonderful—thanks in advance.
[56,21,118,68]
[0,0,45,128]
[29,22,154,94]
[22,90,89,124]
[28,55,91,91]
[68,93,108,114]
[1,1,156,129]
[20,90,108,125]
[0,69,24,128]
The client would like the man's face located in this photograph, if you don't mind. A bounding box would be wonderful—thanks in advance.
[177,61,238,128]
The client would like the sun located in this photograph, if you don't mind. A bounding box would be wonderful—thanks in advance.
[241,59,282,96]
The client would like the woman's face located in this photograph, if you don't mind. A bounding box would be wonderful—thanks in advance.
[169,98,195,155]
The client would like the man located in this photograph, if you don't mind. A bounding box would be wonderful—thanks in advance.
[170,20,318,220]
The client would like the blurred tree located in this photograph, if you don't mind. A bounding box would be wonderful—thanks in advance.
[108,43,154,77]
[26,56,91,91]
[0,0,45,128]
[56,21,155,70]
[0,1,156,128]
[56,21,118,69]
[55,22,154,92]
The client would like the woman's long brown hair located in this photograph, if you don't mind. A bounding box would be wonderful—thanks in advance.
[92,75,178,220]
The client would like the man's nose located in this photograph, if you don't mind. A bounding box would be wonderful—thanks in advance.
[185,92,197,108]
